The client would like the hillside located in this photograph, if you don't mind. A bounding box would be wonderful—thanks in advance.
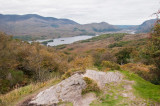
[136,19,156,33]
[56,33,149,53]
[0,14,121,40]
[0,22,160,106]
[0,14,79,40]
[1,69,160,106]
[0,14,156,40]
[20,70,160,106]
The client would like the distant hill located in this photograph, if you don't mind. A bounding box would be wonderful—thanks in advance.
[136,19,156,33]
[116,25,138,30]
[0,14,122,40]
[0,14,157,40]
[0,14,80,39]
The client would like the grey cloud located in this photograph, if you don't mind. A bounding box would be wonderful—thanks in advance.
[0,0,159,25]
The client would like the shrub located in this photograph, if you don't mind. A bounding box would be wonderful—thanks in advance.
[121,63,158,84]
[82,77,100,95]
[62,70,73,80]
[115,48,133,64]
[108,41,130,48]
[91,49,116,68]
[0,70,24,94]
[0,80,10,94]
[101,61,120,71]
[71,55,93,70]
[62,69,85,80]
[0,32,69,93]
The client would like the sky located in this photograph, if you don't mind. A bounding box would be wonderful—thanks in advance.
[0,0,159,25]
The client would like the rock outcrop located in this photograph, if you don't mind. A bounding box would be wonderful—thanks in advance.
[29,70,124,106]
[83,70,123,88]
[30,74,86,105]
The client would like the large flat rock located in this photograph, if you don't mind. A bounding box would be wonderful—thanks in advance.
[30,74,86,105]
[29,70,124,106]
[83,70,123,88]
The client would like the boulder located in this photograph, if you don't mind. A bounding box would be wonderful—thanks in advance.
[83,70,123,88]
[29,70,123,106]
[30,74,86,105]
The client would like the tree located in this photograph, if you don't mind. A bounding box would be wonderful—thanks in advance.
[115,48,133,65]
[149,10,160,70]
[144,10,160,84]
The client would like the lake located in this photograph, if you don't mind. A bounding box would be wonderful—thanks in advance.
[31,35,96,46]
[47,36,94,46]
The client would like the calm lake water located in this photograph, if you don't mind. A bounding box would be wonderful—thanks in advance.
[32,35,96,46]
[47,36,94,46]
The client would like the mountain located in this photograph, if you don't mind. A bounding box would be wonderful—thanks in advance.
[0,14,157,40]
[0,14,78,25]
[0,14,80,39]
[0,14,121,40]
[81,22,120,32]
[136,19,156,33]
[116,25,138,30]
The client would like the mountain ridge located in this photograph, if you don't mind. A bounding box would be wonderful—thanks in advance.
[0,14,156,40]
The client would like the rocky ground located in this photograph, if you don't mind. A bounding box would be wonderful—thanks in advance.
[20,70,157,106]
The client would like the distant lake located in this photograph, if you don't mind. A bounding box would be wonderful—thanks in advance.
[31,35,96,46]
[47,36,94,46]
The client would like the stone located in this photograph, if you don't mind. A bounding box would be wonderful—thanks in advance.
[29,74,86,106]
[83,70,123,88]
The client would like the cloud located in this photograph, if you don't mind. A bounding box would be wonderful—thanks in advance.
[0,0,159,25]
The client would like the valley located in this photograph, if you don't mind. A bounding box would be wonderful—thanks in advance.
[0,6,160,106]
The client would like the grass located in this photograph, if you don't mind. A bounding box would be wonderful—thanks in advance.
[120,70,160,102]
[58,102,73,106]
[0,79,60,106]
[90,82,127,106]
[90,70,160,106]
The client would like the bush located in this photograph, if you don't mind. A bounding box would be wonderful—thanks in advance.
[71,55,93,70]
[0,80,10,94]
[115,48,133,64]
[82,77,100,94]
[62,70,73,80]
[101,61,120,71]
[108,41,130,48]
[91,48,116,68]
[62,69,85,80]
[9,70,24,86]
[0,70,24,94]
[121,63,158,84]
[0,32,69,93]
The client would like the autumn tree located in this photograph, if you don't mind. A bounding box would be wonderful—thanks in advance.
[143,10,160,84]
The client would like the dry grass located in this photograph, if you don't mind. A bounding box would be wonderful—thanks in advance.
[121,63,154,73]
[0,78,60,106]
